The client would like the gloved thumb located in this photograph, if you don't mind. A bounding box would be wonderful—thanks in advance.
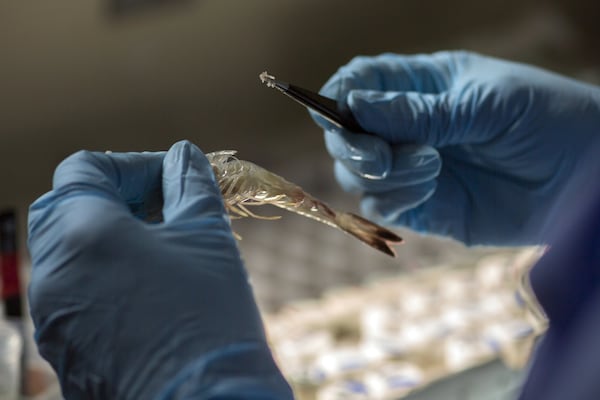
[162,140,227,223]
[347,89,485,147]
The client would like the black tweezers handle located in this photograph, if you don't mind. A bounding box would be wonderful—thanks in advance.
[284,84,367,134]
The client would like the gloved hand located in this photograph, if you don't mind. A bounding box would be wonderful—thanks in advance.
[312,51,600,245]
[27,141,293,399]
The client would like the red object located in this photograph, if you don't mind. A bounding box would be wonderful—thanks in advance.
[1,252,20,298]
[0,210,22,317]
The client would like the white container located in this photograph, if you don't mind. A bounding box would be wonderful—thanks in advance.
[0,320,22,400]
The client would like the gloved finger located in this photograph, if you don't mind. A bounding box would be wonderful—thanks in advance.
[361,157,472,240]
[347,87,501,146]
[161,140,228,224]
[310,52,461,132]
[308,109,340,133]
[29,150,166,266]
[324,129,393,178]
[320,52,458,99]
[389,169,470,242]
[359,180,438,223]
[371,160,521,245]
[333,145,441,193]
[52,150,166,215]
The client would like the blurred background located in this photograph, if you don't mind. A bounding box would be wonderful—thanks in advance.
[2,0,600,308]
[0,0,599,398]
[2,0,600,212]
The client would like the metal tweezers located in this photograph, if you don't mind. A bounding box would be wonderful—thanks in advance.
[259,71,366,134]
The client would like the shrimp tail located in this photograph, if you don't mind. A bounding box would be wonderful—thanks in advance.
[335,212,403,257]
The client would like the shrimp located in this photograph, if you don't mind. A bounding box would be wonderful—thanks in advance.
[207,151,403,257]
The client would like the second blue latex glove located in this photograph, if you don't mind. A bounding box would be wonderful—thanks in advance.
[312,51,600,245]
[28,141,292,399]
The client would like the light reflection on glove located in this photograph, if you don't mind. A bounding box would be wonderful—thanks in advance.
[27,140,293,399]
[312,51,600,245]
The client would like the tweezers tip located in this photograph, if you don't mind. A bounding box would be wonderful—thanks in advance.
[259,71,277,88]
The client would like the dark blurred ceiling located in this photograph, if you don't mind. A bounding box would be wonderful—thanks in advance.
[1,0,599,221]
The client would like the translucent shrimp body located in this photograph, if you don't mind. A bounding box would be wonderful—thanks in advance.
[207,151,403,257]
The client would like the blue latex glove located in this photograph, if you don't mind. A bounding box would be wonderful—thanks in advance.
[27,141,293,399]
[312,51,600,245]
